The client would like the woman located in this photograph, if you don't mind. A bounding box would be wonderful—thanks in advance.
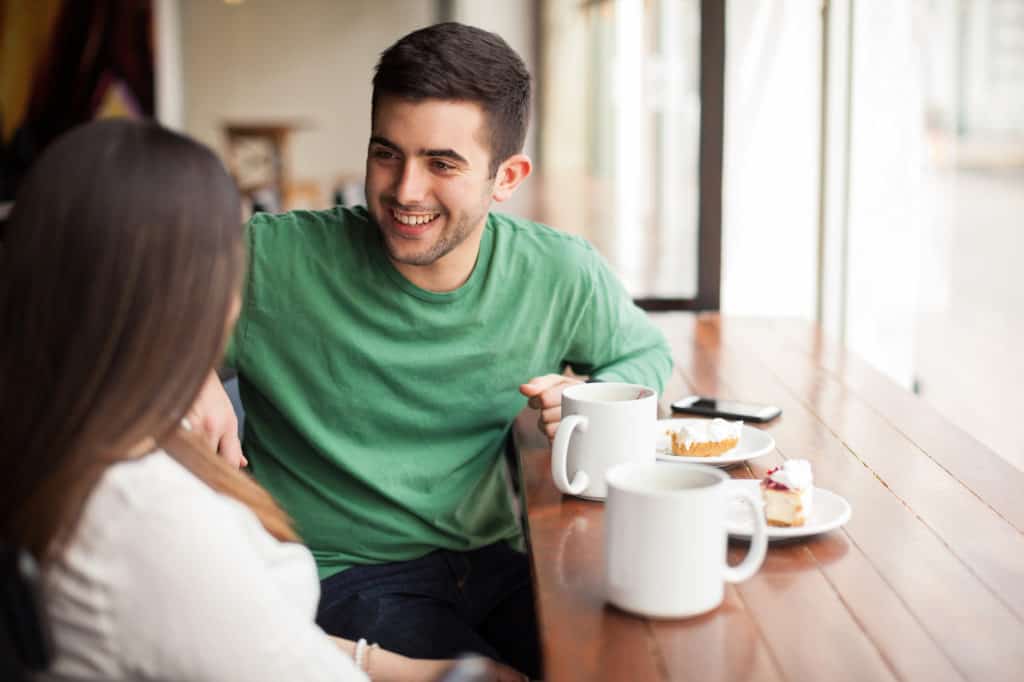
[0,119,520,682]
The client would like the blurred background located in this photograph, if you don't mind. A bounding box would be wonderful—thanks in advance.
[2,0,1022,470]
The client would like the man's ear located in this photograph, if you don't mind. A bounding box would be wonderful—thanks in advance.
[491,154,532,203]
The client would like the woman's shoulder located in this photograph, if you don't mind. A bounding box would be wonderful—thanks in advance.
[80,451,246,542]
[99,449,219,501]
[96,448,212,503]
[83,450,306,567]
[44,451,322,680]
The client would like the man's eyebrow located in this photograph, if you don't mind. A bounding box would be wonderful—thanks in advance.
[369,136,400,151]
[369,136,469,166]
[421,148,469,165]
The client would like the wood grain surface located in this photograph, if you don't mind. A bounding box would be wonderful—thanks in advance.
[516,314,1024,682]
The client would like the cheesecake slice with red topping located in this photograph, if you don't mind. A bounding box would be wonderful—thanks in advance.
[761,460,814,527]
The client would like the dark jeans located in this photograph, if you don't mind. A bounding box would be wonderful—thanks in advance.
[315,541,542,679]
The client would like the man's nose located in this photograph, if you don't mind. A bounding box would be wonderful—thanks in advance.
[394,161,428,206]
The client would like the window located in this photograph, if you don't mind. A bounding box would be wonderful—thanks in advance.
[538,0,723,308]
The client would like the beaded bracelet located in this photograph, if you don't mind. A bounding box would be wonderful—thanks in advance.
[365,642,380,678]
[354,638,380,679]
[354,638,368,671]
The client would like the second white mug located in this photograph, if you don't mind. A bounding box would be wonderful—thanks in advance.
[604,461,768,618]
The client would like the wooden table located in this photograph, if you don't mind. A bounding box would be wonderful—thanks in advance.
[514,313,1024,682]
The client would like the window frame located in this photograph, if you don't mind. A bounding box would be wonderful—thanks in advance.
[634,0,724,311]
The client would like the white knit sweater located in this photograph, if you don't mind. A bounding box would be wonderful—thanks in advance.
[39,450,366,682]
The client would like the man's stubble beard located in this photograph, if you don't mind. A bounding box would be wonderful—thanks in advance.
[378,187,493,267]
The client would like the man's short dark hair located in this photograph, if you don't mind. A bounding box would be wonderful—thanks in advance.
[372,22,531,177]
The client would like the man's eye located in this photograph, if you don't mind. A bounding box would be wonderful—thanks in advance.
[431,160,456,171]
[371,148,396,160]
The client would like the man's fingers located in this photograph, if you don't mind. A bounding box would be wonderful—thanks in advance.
[519,373,565,398]
[524,377,581,409]
[219,431,247,468]
[530,378,581,410]
[541,405,560,423]
[536,409,561,440]
[200,414,220,450]
[196,411,247,468]
[186,370,246,465]
[537,383,572,409]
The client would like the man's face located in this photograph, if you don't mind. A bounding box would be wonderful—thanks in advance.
[365,96,496,268]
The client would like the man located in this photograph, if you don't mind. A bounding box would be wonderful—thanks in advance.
[192,22,671,678]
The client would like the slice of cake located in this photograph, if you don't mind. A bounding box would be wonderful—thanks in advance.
[667,418,742,457]
[761,459,814,527]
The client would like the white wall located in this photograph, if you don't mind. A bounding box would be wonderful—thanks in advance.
[154,0,185,131]
[179,0,435,198]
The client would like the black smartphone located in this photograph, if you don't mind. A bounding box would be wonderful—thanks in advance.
[671,395,781,423]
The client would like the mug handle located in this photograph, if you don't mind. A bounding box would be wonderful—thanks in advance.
[722,489,768,583]
[550,415,590,496]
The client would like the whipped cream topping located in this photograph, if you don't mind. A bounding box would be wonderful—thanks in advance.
[765,459,813,491]
[673,418,743,448]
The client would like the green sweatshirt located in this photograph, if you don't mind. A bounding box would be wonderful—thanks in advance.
[225,206,671,578]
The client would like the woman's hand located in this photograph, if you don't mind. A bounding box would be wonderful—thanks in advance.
[329,636,528,681]
[412,655,529,682]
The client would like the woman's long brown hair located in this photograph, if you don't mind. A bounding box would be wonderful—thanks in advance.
[1,118,296,561]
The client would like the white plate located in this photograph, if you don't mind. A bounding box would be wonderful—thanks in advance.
[724,479,852,541]
[655,418,774,468]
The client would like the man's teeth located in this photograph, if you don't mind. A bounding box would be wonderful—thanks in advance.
[393,210,440,226]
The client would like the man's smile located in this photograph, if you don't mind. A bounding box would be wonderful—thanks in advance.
[391,207,441,226]
[387,207,443,237]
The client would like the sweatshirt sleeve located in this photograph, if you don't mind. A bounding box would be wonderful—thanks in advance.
[562,245,673,394]
[221,214,262,371]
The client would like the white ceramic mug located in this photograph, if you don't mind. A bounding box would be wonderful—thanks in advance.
[550,382,657,500]
[604,461,768,618]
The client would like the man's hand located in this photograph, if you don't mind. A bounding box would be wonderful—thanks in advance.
[187,370,247,468]
[519,374,584,442]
